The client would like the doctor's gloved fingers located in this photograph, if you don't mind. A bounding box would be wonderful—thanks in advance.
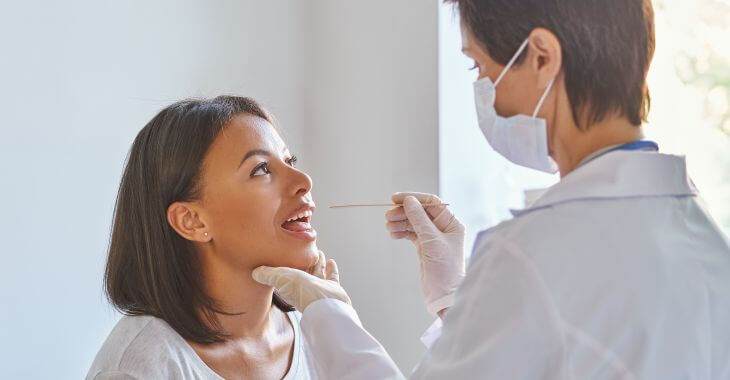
[390,231,417,242]
[402,196,440,237]
[307,250,327,279]
[392,192,446,219]
[252,266,289,288]
[392,192,441,205]
[385,207,408,222]
[387,197,445,223]
[385,206,440,223]
[325,259,340,282]
[386,220,414,233]
[433,210,465,234]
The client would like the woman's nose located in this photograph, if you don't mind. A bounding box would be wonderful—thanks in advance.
[289,166,313,197]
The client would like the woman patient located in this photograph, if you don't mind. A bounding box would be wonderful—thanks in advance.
[87,96,324,379]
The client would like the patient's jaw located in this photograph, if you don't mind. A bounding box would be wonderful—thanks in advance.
[192,114,319,273]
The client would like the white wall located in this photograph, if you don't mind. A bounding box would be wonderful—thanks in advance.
[300,0,439,372]
[0,0,439,377]
[0,1,307,378]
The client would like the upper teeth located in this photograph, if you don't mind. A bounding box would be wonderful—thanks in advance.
[287,210,313,222]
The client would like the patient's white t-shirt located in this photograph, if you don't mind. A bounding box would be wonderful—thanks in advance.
[86,310,317,379]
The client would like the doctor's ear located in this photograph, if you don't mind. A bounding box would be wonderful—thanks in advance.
[166,201,211,243]
[527,28,563,88]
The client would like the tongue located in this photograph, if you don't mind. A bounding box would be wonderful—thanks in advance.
[282,221,311,232]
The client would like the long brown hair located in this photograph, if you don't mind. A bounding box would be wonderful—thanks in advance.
[104,96,294,344]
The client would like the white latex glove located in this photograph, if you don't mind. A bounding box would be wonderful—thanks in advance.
[386,192,466,316]
[252,251,351,311]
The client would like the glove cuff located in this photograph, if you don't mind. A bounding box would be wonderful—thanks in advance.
[426,293,456,316]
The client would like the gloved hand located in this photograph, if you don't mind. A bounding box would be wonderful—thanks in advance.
[386,192,466,316]
[252,251,351,311]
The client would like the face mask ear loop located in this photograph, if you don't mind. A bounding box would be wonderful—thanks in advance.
[532,78,555,118]
[494,38,530,87]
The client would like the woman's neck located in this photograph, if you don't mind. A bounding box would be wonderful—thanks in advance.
[201,259,280,340]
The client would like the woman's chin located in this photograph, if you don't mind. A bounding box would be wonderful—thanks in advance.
[300,245,321,270]
[277,244,320,271]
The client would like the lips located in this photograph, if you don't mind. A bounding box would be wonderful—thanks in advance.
[280,203,316,241]
[282,209,312,232]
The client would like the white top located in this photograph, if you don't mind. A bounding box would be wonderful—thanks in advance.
[87,310,317,380]
[298,150,730,379]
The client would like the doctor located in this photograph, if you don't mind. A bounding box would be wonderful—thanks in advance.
[254,0,730,378]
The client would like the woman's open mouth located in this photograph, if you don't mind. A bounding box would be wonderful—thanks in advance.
[281,209,317,241]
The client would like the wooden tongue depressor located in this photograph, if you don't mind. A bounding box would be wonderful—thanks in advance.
[329,203,449,209]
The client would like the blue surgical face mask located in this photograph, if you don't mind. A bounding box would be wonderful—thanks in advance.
[473,38,558,173]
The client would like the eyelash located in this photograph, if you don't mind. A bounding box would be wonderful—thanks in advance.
[251,162,271,177]
[250,156,298,177]
[469,62,479,71]
[287,155,298,167]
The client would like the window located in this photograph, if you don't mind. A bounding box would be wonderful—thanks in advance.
[646,0,730,233]
[438,1,730,253]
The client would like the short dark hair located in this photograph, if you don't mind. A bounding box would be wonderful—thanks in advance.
[446,0,655,129]
[105,95,294,344]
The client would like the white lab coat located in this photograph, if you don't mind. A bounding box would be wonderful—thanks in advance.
[300,150,730,379]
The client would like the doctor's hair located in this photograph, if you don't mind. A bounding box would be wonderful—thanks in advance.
[104,95,295,344]
[445,0,655,129]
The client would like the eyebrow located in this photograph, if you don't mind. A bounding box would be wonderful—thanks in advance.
[238,149,272,168]
[237,146,292,168]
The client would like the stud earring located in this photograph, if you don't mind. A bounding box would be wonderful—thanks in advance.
[204,232,209,237]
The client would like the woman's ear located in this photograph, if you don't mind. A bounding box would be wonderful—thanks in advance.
[528,28,563,89]
[166,201,211,243]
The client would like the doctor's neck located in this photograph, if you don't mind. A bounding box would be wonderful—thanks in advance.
[552,111,644,177]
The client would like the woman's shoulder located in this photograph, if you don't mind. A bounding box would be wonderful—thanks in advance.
[86,315,211,380]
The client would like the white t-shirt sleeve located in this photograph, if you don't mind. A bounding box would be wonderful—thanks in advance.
[90,371,138,380]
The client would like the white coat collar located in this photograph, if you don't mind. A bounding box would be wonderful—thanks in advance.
[511,151,697,218]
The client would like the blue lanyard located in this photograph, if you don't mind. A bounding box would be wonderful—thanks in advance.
[611,140,659,152]
[579,140,659,168]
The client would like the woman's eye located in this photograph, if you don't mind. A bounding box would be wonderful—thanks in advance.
[286,155,298,167]
[250,162,271,177]
[469,62,479,71]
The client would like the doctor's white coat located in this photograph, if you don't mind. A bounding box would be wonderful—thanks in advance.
[300,150,730,379]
